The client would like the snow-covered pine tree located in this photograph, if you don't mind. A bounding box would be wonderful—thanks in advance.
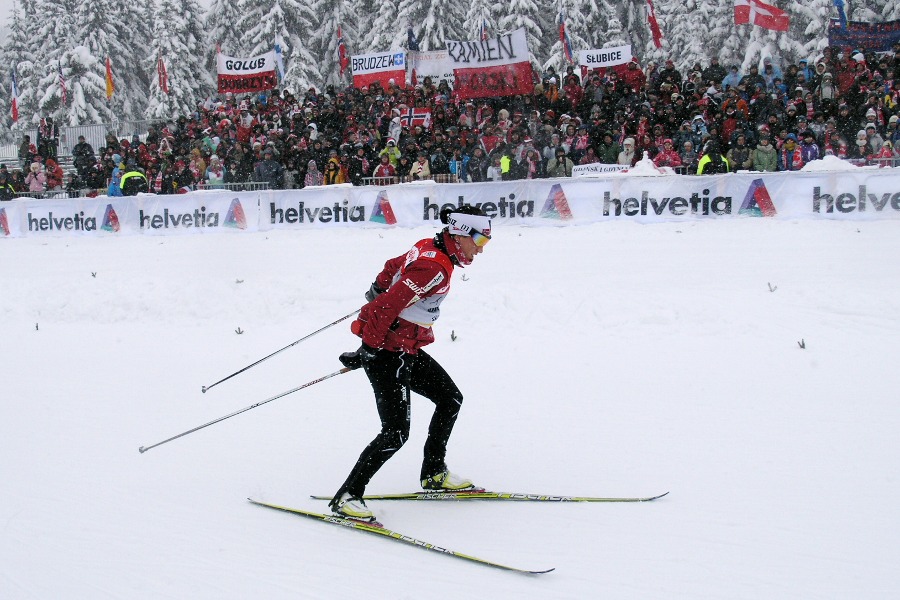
[497,0,548,70]
[851,0,900,22]
[541,0,593,77]
[49,47,106,125]
[617,0,652,62]
[462,0,494,41]
[366,0,401,54]
[417,0,465,51]
[1,0,38,135]
[694,0,745,71]
[242,0,321,95]
[32,0,76,121]
[144,0,214,120]
[657,0,703,70]
[785,0,833,62]
[207,0,249,58]
[5,0,42,129]
[73,0,147,123]
[309,0,360,88]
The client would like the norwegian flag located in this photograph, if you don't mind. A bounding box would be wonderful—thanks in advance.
[399,107,431,129]
[157,55,170,94]
[558,11,575,64]
[338,26,349,77]
[479,18,489,41]
[734,0,789,32]
[10,68,19,123]
[58,62,67,105]
[646,0,663,49]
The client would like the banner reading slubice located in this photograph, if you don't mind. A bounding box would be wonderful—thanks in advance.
[445,27,533,99]
[578,45,633,69]
[217,51,278,94]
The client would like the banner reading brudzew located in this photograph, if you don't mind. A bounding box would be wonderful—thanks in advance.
[445,27,533,99]
[351,51,407,89]
[217,51,278,94]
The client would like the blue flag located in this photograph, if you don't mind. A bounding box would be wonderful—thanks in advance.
[833,0,847,31]
[407,27,420,52]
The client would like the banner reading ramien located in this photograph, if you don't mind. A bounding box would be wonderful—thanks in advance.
[446,27,533,99]
[217,51,278,94]
[351,51,407,89]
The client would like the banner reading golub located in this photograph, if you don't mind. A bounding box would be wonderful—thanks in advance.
[217,51,278,93]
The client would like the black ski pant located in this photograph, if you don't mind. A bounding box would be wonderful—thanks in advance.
[333,348,463,502]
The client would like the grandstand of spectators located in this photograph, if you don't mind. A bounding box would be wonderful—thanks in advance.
[2,42,899,200]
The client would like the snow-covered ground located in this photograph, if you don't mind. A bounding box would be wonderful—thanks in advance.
[2,218,898,598]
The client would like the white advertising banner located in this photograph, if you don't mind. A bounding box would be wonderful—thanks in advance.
[579,45,633,69]
[409,50,456,87]
[2,169,899,238]
[572,163,630,177]
[2,191,260,238]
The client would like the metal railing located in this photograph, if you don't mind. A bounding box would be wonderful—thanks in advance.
[194,181,271,192]
[360,174,460,186]
[13,189,104,199]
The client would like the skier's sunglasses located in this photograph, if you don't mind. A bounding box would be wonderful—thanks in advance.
[471,231,491,247]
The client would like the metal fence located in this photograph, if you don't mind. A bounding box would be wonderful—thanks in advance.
[0,120,157,162]
[194,181,271,192]
[360,174,460,186]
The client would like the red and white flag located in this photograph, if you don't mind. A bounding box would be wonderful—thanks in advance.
[646,0,663,49]
[337,26,349,77]
[10,68,19,123]
[734,0,789,32]
[157,55,170,94]
[445,27,533,100]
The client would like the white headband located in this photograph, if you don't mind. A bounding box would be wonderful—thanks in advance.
[446,212,491,237]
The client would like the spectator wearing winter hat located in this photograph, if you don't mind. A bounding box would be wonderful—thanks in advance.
[653,139,683,168]
[751,135,777,172]
[886,115,900,147]
[799,131,820,164]
[872,140,894,167]
[777,134,804,171]
[378,138,401,167]
[617,137,637,166]
[44,158,64,191]
[25,161,47,193]
[865,123,884,154]
[726,134,753,170]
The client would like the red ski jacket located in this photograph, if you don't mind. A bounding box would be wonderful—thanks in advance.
[353,234,454,354]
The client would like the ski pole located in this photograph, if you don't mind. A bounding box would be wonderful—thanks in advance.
[201,309,360,393]
[140,367,353,454]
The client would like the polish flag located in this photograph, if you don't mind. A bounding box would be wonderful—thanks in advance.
[646,0,663,49]
[11,68,19,122]
[734,0,790,32]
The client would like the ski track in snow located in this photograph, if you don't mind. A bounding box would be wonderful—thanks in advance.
[2,219,899,599]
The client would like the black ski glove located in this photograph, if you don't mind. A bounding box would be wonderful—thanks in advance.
[339,343,379,370]
[365,283,385,302]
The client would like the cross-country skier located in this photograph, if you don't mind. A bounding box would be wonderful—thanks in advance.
[330,205,491,521]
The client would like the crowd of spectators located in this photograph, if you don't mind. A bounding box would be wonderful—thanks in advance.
[2,42,900,199]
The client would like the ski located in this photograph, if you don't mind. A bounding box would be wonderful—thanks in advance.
[248,498,554,575]
[310,490,669,503]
